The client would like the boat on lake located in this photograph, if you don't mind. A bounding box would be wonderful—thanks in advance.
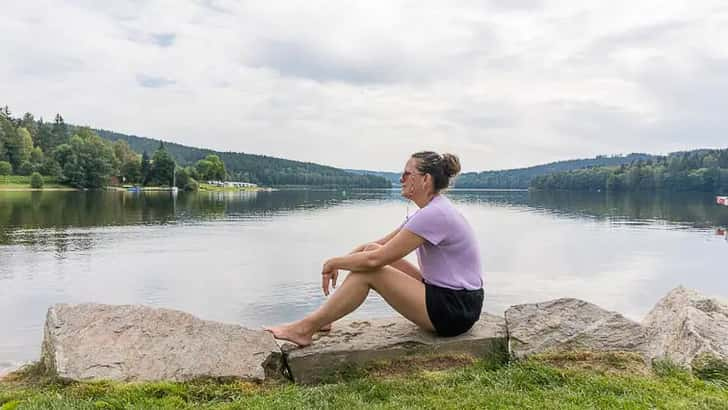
[717,196,728,206]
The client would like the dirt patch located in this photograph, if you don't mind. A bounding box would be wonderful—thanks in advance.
[528,351,651,376]
[0,361,59,388]
[365,354,477,378]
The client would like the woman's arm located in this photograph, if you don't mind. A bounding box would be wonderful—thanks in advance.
[329,229,424,272]
[348,228,401,254]
[322,229,424,295]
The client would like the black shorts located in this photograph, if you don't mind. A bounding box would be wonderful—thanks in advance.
[424,281,484,337]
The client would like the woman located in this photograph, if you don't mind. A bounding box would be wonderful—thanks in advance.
[265,151,484,346]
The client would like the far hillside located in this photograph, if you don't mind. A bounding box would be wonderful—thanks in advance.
[0,105,390,189]
[93,128,390,188]
[531,148,728,193]
[347,154,657,189]
[453,154,656,189]
[345,169,401,185]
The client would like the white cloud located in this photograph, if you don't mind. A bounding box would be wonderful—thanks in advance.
[0,0,726,171]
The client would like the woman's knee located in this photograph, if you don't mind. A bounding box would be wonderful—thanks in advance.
[346,268,384,285]
[344,270,370,283]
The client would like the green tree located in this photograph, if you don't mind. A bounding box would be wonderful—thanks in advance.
[20,113,38,143]
[175,167,198,191]
[0,161,11,175]
[149,144,175,186]
[4,127,33,171]
[40,157,62,178]
[113,140,137,164]
[195,159,213,181]
[50,114,68,150]
[185,165,200,181]
[140,151,151,185]
[36,120,54,153]
[18,161,34,176]
[30,172,43,189]
[113,140,142,183]
[120,159,142,184]
[54,129,115,188]
[703,154,719,169]
[195,154,226,181]
[0,119,6,161]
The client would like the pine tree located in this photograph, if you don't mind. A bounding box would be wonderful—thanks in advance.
[141,151,151,185]
[50,114,68,150]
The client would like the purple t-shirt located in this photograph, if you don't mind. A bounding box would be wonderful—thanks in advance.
[402,195,483,290]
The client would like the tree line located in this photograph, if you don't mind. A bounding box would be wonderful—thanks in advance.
[453,153,656,189]
[94,129,391,188]
[1,106,391,189]
[530,149,728,193]
[0,106,223,190]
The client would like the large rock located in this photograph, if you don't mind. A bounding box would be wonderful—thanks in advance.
[505,298,647,359]
[279,313,507,385]
[643,287,728,367]
[41,304,284,382]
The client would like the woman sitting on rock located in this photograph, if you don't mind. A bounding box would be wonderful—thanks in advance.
[266,151,484,346]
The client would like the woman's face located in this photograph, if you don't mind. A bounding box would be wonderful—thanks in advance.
[400,157,423,199]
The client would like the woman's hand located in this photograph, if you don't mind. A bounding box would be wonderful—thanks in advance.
[321,259,339,296]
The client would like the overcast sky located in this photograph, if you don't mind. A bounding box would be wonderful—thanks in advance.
[1,1,727,172]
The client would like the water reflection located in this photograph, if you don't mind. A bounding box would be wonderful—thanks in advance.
[0,190,368,249]
[2,188,728,374]
[2,190,727,252]
[449,190,728,230]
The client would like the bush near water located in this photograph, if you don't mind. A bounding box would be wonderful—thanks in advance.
[29,172,43,189]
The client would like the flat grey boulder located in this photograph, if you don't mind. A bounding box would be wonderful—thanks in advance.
[643,286,728,367]
[279,313,507,385]
[41,303,283,382]
[505,298,647,359]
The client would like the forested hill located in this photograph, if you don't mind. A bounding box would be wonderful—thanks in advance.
[93,128,390,188]
[344,169,401,185]
[453,153,656,189]
[531,148,728,193]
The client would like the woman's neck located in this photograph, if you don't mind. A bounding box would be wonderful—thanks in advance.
[414,192,437,208]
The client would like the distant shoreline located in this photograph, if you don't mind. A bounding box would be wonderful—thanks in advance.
[0,187,78,192]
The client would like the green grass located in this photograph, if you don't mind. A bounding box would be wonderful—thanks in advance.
[0,175,70,189]
[2,358,727,409]
[198,183,261,192]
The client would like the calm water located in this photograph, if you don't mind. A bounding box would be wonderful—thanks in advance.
[1,189,728,372]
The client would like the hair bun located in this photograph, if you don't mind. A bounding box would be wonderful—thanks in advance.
[441,153,461,178]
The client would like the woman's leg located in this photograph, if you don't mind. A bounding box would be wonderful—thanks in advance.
[265,266,434,346]
[319,243,421,332]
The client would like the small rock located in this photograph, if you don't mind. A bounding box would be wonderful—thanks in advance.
[643,287,728,367]
[505,298,647,359]
[41,303,284,382]
[279,313,507,385]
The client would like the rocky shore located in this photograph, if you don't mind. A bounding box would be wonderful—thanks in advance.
[15,286,728,385]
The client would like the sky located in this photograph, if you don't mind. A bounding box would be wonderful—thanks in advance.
[1,1,727,172]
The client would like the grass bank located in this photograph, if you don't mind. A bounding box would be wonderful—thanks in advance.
[1,354,726,409]
[198,183,267,192]
[0,176,75,191]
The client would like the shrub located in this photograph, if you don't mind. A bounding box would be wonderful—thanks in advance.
[0,161,12,175]
[30,172,44,189]
[184,178,199,192]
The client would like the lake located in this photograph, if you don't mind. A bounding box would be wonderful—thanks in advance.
[1,189,728,373]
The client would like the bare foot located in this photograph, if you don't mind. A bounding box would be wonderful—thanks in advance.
[319,323,332,332]
[264,322,314,347]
